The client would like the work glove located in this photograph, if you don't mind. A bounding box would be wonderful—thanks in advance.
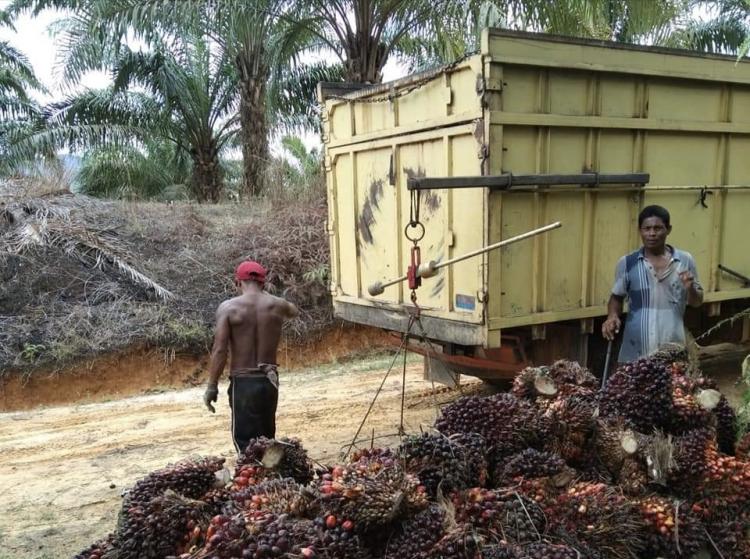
[204,383,218,413]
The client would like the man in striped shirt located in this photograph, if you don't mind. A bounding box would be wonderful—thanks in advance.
[602,205,703,363]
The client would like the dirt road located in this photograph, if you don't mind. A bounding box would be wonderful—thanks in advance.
[0,354,484,559]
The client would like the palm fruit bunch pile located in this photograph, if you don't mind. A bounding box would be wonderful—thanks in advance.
[76,351,750,559]
[73,457,226,559]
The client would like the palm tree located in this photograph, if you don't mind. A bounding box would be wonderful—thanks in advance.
[667,0,750,57]
[77,139,190,199]
[301,1,688,85]
[110,37,239,201]
[10,0,340,198]
[0,15,46,175]
[17,32,240,202]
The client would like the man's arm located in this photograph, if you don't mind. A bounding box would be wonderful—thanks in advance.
[602,294,624,340]
[204,305,230,412]
[680,255,703,308]
[603,256,627,341]
[680,273,703,307]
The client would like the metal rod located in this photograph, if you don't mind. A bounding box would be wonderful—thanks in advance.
[407,172,649,191]
[368,222,561,296]
[434,221,561,271]
[719,264,750,286]
[602,340,613,388]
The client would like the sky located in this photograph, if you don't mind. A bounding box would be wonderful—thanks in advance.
[0,0,112,101]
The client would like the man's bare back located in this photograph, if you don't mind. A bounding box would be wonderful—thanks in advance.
[218,290,297,371]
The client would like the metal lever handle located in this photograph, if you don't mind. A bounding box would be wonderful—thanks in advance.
[367,221,562,296]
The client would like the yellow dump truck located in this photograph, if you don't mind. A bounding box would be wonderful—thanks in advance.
[318,29,750,381]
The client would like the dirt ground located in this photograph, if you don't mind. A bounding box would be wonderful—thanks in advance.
[0,353,486,559]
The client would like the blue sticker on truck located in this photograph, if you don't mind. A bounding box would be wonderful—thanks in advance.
[455,294,476,311]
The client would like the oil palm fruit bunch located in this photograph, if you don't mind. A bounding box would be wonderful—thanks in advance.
[515,477,568,510]
[305,513,372,559]
[542,394,597,465]
[314,461,426,532]
[520,542,581,559]
[349,447,399,468]
[667,428,715,489]
[437,393,545,460]
[713,396,737,455]
[381,504,446,558]
[702,514,750,559]
[599,356,673,432]
[201,488,233,516]
[124,456,225,506]
[545,482,646,558]
[636,496,705,558]
[423,525,482,558]
[478,544,520,559]
[547,359,598,391]
[513,360,596,403]
[238,510,325,559]
[115,491,212,559]
[232,478,313,517]
[592,418,641,476]
[398,432,488,497]
[670,383,712,433]
[73,535,116,559]
[194,512,248,558]
[235,437,313,484]
[452,487,546,544]
[492,448,565,486]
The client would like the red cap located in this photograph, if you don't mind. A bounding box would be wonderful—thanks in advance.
[235,261,267,283]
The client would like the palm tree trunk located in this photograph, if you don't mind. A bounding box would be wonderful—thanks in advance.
[190,139,224,203]
[343,32,388,83]
[239,75,269,198]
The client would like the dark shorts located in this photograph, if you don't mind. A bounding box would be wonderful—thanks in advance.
[228,369,279,455]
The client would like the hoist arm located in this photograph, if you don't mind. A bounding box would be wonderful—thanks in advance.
[367,221,562,297]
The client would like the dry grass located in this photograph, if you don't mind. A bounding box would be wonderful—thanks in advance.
[0,189,333,375]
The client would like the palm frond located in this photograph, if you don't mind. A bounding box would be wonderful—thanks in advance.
[5,197,175,300]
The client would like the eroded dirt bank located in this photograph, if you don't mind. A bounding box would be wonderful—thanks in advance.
[0,326,391,412]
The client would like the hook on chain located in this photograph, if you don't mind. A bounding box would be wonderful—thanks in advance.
[406,189,424,306]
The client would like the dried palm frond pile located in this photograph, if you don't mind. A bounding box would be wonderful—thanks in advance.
[74,352,750,559]
[0,191,334,373]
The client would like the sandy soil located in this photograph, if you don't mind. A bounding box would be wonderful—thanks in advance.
[0,354,485,559]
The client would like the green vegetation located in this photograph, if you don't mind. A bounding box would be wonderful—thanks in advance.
[2,1,749,200]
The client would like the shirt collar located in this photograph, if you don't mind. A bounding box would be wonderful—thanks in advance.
[637,245,680,260]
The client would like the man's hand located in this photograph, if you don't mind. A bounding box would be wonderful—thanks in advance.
[602,315,621,341]
[203,383,218,413]
[679,270,695,291]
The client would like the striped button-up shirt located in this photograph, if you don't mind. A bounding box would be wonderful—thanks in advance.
[612,245,702,362]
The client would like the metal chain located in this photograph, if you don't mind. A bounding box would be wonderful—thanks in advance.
[325,51,479,104]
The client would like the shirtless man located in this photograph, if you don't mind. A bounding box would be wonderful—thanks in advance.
[203,261,298,454]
